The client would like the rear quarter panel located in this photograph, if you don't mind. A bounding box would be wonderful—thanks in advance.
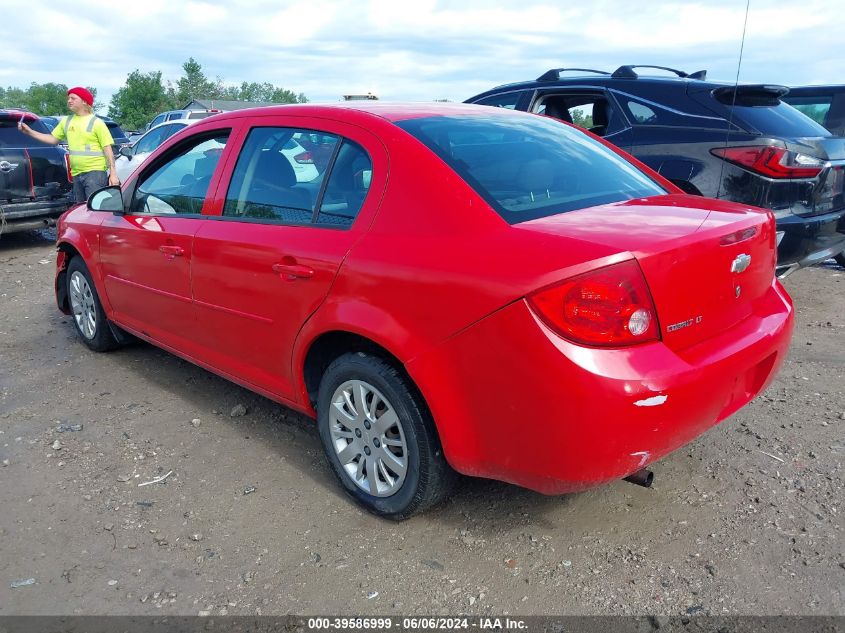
[293,123,629,405]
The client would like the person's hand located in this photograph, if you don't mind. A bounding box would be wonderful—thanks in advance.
[18,121,31,134]
[108,172,120,187]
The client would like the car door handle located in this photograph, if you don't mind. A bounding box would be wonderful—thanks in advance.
[272,262,314,280]
[159,245,184,257]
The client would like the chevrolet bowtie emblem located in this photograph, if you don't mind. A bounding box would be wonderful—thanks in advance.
[0,160,19,173]
[731,253,751,274]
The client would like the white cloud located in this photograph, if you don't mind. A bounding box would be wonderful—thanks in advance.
[4,0,844,110]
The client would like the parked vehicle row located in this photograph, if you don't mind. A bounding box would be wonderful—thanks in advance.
[0,107,226,234]
[0,109,72,233]
[55,102,793,518]
[465,66,845,276]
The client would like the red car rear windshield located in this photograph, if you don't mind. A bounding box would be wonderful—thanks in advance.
[395,115,665,223]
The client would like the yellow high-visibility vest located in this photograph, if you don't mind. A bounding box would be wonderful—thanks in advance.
[52,115,114,177]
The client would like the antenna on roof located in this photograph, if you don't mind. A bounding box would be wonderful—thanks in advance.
[716,0,751,200]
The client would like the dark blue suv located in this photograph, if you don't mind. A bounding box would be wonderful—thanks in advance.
[466,66,845,276]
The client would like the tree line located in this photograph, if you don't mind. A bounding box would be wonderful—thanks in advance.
[0,58,307,131]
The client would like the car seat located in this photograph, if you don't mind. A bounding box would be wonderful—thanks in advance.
[543,100,573,124]
[250,150,312,218]
[517,158,555,202]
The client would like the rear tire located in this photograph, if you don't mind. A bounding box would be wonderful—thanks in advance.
[317,352,455,519]
[66,257,119,352]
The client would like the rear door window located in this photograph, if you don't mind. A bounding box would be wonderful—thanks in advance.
[223,127,337,224]
[396,114,665,223]
[315,141,372,227]
[473,91,524,109]
[533,93,626,137]
[223,126,372,228]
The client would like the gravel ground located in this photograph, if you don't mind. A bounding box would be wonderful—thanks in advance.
[0,230,843,616]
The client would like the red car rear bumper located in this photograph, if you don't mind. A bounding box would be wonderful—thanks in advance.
[407,281,794,494]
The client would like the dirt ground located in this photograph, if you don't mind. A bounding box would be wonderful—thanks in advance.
[0,229,843,617]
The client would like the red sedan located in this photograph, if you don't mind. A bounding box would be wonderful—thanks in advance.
[54,103,794,518]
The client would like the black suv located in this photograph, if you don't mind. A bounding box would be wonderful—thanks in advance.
[0,109,72,235]
[466,66,845,276]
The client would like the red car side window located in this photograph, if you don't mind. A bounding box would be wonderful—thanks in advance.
[130,132,229,216]
[224,127,328,223]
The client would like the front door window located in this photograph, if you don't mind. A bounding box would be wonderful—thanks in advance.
[130,132,229,215]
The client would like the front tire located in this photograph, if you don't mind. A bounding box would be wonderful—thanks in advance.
[317,352,455,519]
[835,252,845,268]
[66,257,119,352]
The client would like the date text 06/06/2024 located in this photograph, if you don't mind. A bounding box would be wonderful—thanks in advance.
[306,617,528,630]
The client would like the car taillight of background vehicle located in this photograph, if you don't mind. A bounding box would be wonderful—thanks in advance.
[710,146,824,179]
[64,154,73,182]
[527,260,660,347]
[294,151,314,164]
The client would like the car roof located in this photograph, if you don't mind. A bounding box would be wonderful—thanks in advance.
[1,108,33,116]
[198,101,524,124]
[160,109,223,115]
[470,65,783,98]
[0,108,38,122]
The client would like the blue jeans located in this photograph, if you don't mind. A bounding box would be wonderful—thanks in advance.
[72,170,109,204]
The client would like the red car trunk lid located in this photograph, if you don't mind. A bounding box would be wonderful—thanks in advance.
[520,195,776,351]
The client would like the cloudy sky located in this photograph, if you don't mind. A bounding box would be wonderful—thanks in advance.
[4,0,843,108]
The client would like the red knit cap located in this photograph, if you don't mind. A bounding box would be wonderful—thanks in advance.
[67,86,94,106]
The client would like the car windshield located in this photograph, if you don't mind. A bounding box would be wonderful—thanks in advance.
[395,115,665,223]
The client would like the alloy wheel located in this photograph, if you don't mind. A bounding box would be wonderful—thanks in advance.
[69,270,97,340]
[329,379,408,497]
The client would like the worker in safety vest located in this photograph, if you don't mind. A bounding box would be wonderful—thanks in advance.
[19,86,119,203]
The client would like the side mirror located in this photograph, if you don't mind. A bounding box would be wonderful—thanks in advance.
[119,145,133,158]
[88,186,124,214]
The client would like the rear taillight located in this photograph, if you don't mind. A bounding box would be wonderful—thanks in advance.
[719,226,757,246]
[64,153,72,182]
[710,146,824,179]
[294,151,314,164]
[527,260,660,347]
